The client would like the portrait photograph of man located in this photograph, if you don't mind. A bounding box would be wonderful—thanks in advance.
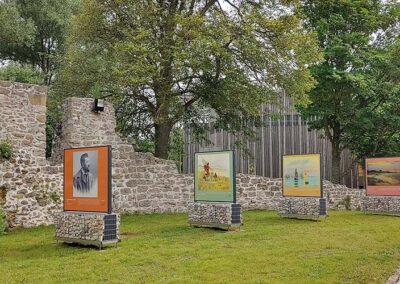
[73,151,98,197]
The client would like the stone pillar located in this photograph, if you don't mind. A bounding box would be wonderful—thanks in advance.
[0,80,48,166]
[278,197,327,220]
[50,98,126,163]
[188,202,242,231]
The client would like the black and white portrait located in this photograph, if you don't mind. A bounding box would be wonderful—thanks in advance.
[73,151,98,197]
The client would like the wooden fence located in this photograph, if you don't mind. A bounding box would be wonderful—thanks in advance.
[183,105,363,188]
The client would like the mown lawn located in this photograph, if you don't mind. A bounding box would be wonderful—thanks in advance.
[1,211,400,283]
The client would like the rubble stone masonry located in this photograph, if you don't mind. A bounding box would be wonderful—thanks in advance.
[0,80,367,228]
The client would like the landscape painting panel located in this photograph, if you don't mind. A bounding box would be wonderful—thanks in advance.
[366,157,400,196]
[282,154,321,197]
[194,151,235,202]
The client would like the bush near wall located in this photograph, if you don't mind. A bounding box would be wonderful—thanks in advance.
[0,140,13,161]
[0,207,6,235]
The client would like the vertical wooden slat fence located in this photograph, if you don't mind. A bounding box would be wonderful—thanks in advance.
[183,98,360,188]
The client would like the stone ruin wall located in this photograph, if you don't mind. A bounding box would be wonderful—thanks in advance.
[0,81,366,228]
[236,174,365,211]
[0,81,63,228]
[50,97,194,214]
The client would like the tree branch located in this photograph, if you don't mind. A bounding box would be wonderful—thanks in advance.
[199,0,217,16]
[224,0,240,12]
[188,0,196,15]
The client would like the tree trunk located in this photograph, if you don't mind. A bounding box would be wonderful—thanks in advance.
[154,123,173,159]
[331,144,342,184]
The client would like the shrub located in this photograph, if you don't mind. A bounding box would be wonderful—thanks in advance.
[0,207,6,235]
[0,140,13,160]
[50,192,61,203]
[343,195,352,210]
[0,62,44,85]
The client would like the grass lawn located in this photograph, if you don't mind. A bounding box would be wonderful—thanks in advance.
[1,210,400,283]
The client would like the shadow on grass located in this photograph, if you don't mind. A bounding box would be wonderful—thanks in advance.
[243,210,325,226]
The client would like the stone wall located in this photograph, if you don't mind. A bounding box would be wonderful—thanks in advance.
[236,174,365,211]
[0,81,368,229]
[51,98,366,215]
[325,182,365,210]
[0,81,63,228]
[0,81,47,165]
[51,98,194,214]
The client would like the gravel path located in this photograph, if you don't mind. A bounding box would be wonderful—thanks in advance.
[387,268,400,284]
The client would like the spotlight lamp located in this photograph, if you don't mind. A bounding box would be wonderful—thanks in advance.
[93,98,105,112]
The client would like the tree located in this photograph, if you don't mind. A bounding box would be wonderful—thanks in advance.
[0,0,81,158]
[343,37,400,161]
[299,0,399,183]
[168,127,185,172]
[56,0,321,159]
[0,0,81,85]
[0,62,43,85]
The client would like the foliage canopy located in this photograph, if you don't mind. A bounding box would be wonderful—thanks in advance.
[0,62,43,85]
[342,37,400,161]
[298,0,400,182]
[56,0,321,158]
[0,0,81,84]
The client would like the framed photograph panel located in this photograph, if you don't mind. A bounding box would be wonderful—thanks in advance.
[194,150,236,203]
[366,157,400,196]
[282,154,322,197]
[64,146,112,213]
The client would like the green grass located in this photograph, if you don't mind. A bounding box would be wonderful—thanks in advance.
[1,211,400,283]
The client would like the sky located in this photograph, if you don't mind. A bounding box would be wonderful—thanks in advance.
[197,152,231,170]
[283,154,320,175]
[368,161,400,172]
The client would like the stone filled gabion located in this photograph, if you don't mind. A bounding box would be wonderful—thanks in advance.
[362,196,400,215]
[278,197,326,217]
[188,202,242,226]
[54,212,120,242]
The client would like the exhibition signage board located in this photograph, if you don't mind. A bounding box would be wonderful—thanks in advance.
[282,154,322,197]
[64,146,112,213]
[194,150,236,203]
[366,157,400,196]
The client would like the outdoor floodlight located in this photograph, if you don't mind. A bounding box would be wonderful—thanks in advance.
[93,98,105,112]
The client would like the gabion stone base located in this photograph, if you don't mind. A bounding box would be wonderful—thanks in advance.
[362,196,400,216]
[55,211,120,249]
[188,202,242,231]
[279,197,327,220]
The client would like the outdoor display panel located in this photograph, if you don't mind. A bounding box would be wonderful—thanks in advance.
[194,150,236,202]
[282,154,322,197]
[366,157,400,196]
[64,146,112,213]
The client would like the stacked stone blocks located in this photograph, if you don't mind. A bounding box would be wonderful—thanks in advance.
[278,197,327,220]
[55,211,120,248]
[362,196,400,216]
[0,81,373,229]
[0,81,63,228]
[188,202,242,230]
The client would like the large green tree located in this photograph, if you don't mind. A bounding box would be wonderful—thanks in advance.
[56,0,321,159]
[0,0,82,157]
[0,0,80,85]
[299,0,399,183]
[343,37,400,161]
